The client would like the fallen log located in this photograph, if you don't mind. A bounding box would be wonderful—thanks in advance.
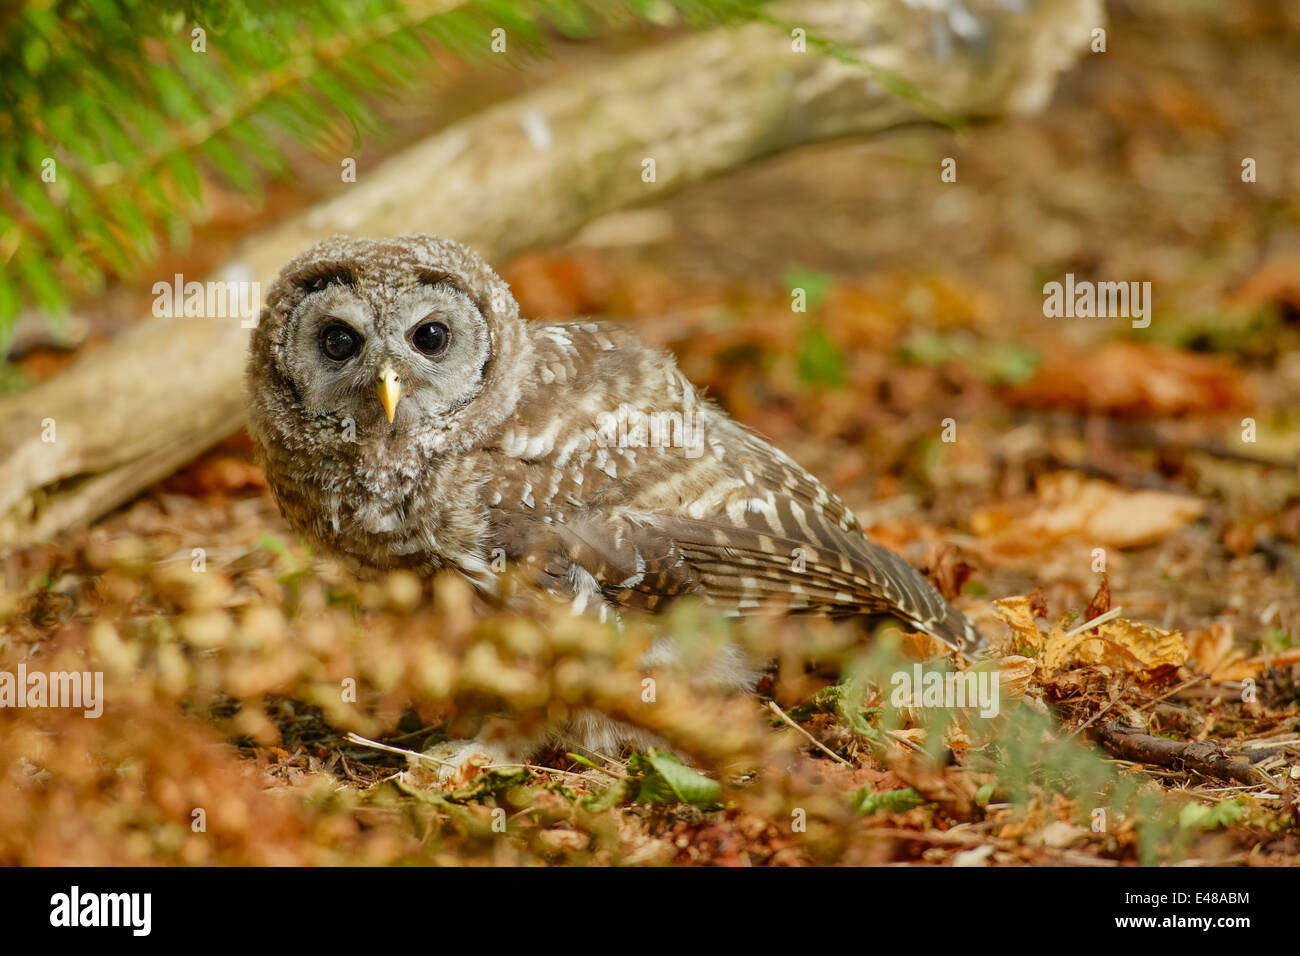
[0,0,1101,549]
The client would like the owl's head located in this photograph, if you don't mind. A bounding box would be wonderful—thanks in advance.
[247,234,528,461]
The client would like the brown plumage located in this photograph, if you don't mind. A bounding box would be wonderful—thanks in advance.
[245,234,982,767]
[246,234,982,654]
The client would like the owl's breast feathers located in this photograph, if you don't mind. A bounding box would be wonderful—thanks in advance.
[476,321,983,654]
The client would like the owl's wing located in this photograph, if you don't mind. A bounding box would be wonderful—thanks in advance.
[486,422,981,653]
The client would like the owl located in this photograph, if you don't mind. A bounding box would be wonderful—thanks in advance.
[246,234,983,768]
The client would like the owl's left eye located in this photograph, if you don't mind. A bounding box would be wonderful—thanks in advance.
[411,321,450,356]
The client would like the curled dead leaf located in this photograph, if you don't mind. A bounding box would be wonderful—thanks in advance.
[994,596,1046,653]
[1209,647,1300,682]
[987,655,1035,700]
[1188,622,1243,679]
[1043,616,1187,678]
[1084,573,1111,622]
[1186,621,1300,681]
[996,593,1188,679]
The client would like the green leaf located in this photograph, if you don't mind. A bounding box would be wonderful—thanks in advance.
[564,752,606,772]
[797,325,847,388]
[0,275,23,355]
[972,342,1040,386]
[164,151,204,203]
[899,329,960,365]
[785,681,881,740]
[256,534,288,555]
[200,135,259,192]
[22,35,50,73]
[12,174,75,253]
[899,330,1040,385]
[628,751,720,807]
[783,265,834,310]
[310,70,369,145]
[852,787,925,816]
[579,778,631,813]
[15,249,68,314]
[1178,800,1244,831]
[146,64,208,124]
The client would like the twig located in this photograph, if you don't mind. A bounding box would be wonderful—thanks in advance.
[883,729,923,753]
[1069,679,1131,738]
[562,753,630,781]
[563,742,631,776]
[1061,606,1124,641]
[1096,723,1284,793]
[1135,674,1207,712]
[767,700,852,766]
[345,732,456,768]
[343,732,592,781]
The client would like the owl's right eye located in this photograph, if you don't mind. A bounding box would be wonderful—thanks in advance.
[320,322,361,361]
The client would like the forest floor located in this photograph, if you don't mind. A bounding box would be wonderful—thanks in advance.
[2,3,1299,865]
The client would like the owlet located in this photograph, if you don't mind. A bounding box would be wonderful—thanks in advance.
[245,235,983,760]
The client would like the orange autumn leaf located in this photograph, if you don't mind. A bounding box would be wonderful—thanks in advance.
[1006,342,1250,416]
[1042,617,1188,678]
[994,595,1188,679]
[993,595,1046,653]
[973,471,1206,553]
[1187,622,1244,679]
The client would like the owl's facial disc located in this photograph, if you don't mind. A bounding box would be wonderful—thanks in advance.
[284,279,490,435]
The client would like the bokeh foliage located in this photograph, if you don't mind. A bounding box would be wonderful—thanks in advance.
[0,0,771,352]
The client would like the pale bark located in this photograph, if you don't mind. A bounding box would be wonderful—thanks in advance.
[0,0,1101,549]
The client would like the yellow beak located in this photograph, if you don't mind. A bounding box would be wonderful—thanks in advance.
[376,363,402,423]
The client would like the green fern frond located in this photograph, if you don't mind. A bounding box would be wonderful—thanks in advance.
[0,0,776,354]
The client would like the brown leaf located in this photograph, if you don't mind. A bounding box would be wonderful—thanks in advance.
[1187,622,1241,678]
[973,471,1206,553]
[1006,342,1250,416]
[919,542,975,601]
[1043,617,1188,678]
[1084,573,1111,622]
[1208,647,1300,682]
[1229,252,1300,315]
[994,596,1046,653]
[988,655,1036,700]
